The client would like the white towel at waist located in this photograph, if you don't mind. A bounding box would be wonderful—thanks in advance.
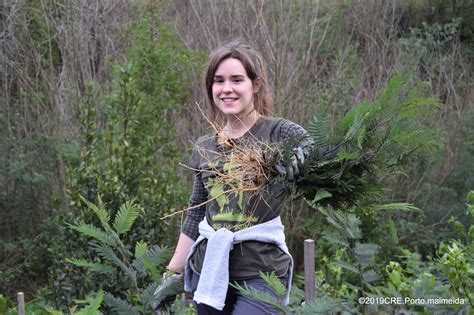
[184,216,293,311]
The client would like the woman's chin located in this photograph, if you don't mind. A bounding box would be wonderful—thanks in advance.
[219,107,241,116]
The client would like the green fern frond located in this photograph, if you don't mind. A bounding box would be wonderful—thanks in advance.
[65,258,114,274]
[388,218,399,244]
[43,306,63,315]
[354,243,380,256]
[325,215,343,231]
[259,271,287,297]
[75,290,104,315]
[152,275,183,307]
[132,245,170,279]
[135,240,148,259]
[142,245,171,268]
[378,73,408,110]
[334,260,359,274]
[113,200,140,234]
[401,81,442,114]
[230,282,290,313]
[92,243,134,280]
[131,256,148,274]
[104,293,139,315]
[362,270,379,283]
[299,297,343,314]
[308,113,331,148]
[140,282,160,308]
[343,214,362,240]
[343,281,362,292]
[67,223,116,246]
[337,101,373,135]
[289,284,305,305]
[400,97,443,118]
[344,111,369,142]
[356,255,376,269]
[79,195,111,231]
[354,243,379,268]
[369,203,420,212]
[322,231,349,247]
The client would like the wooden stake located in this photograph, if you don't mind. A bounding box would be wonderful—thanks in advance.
[304,239,315,302]
[17,292,25,315]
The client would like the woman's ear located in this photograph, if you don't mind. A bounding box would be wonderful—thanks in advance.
[253,77,262,93]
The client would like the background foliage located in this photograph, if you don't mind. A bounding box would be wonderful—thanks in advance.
[0,0,472,313]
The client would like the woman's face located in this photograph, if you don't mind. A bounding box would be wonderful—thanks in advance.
[212,58,255,119]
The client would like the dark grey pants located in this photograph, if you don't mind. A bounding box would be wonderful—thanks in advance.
[190,272,287,315]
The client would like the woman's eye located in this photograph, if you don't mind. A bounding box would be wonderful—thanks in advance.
[214,79,224,83]
[233,78,243,83]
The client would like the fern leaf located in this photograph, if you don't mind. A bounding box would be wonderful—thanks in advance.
[362,270,379,283]
[142,245,171,268]
[354,243,380,256]
[132,245,169,280]
[289,284,305,305]
[308,113,331,148]
[300,297,343,314]
[343,281,362,292]
[67,223,116,246]
[79,195,111,230]
[334,260,359,274]
[322,231,349,247]
[65,258,114,274]
[43,306,63,315]
[104,293,139,315]
[135,240,148,259]
[337,101,373,135]
[324,214,343,230]
[343,214,362,240]
[113,200,140,234]
[378,73,407,110]
[92,243,135,281]
[140,282,160,308]
[354,243,379,268]
[259,271,287,297]
[370,203,420,212]
[401,97,442,118]
[152,274,183,308]
[230,282,290,313]
[344,111,369,142]
[75,290,104,315]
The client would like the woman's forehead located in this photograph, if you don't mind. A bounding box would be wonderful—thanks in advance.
[214,58,247,76]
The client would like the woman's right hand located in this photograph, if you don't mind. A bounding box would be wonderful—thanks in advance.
[275,147,305,181]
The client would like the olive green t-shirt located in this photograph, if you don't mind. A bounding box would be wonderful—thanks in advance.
[186,116,312,280]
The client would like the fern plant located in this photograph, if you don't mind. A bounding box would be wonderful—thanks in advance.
[294,74,442,206]
[44,290,104,315]
[66,196,179,314]
[231,270,353,314]
[232,75,443,313]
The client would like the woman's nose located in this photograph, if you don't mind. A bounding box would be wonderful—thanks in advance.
[222,82,232,93]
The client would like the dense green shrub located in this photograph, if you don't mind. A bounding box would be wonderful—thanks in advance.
[51,12,202,311]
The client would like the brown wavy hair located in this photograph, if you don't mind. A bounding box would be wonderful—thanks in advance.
[204,41,273,125]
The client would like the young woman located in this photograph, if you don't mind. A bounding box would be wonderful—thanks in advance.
[165,42,313,314]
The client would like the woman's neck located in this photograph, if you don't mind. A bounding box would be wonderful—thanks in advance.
[221,110,261,139]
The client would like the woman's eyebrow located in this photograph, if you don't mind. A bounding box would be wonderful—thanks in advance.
[214,74,245,78]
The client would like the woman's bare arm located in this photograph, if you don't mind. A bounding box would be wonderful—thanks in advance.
[167,232,195,273]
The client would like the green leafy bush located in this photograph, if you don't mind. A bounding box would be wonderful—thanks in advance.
[66,197,182,314]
